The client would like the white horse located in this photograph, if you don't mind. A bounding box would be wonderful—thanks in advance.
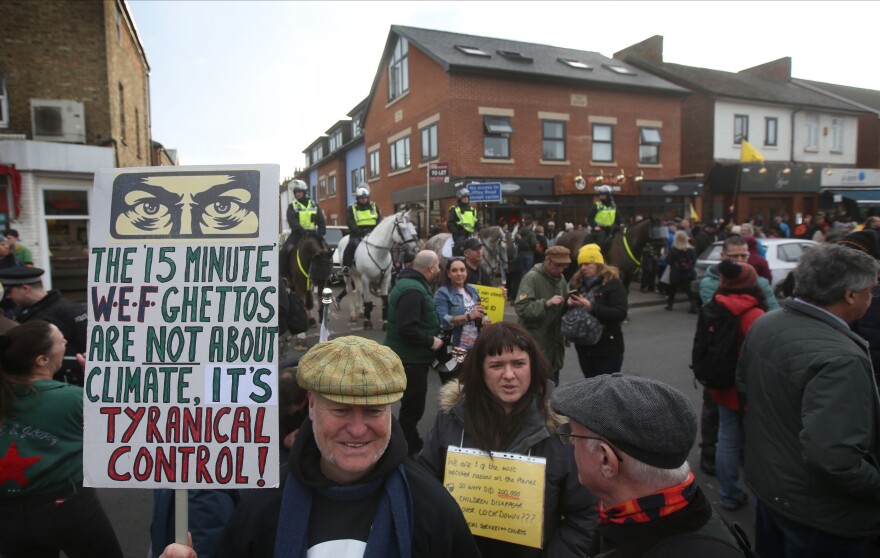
[335,210,419,329]
[423,225,510,286]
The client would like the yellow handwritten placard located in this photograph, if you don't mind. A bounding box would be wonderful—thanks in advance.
[473,285,505,325]
[443,446,546,548]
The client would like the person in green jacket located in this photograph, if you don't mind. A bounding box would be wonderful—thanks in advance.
[514,245,571,384]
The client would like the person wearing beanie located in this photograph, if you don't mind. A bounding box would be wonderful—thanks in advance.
[704,259,767,511]
[567,244,628,379]
[163,336,482,558]
[736,244,880,557]
[549,374,745,557]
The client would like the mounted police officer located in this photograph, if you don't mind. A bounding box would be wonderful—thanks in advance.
[343,183,382,270]
[447,185,480,256]
[281,179,326,275]
[586,184,621,250]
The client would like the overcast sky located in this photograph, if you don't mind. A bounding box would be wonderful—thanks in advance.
[128,1,880,179]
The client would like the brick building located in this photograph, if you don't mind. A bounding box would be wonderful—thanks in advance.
[0,0,152,293]
[299,25,693,234]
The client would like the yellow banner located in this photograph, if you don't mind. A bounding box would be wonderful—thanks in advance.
[473,285,506,325]
[443,446,546,548]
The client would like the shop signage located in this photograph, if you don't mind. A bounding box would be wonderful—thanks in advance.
[821,168,880,188]
[466,182,502,202]
[429,162,450,184]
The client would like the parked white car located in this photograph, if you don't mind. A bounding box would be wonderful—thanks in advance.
[695,238,818,286]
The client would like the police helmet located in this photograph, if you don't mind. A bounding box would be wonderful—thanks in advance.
[597,185,613,195]
[292,179,308,192]
[457,188,471,199]
[355,184,370,197]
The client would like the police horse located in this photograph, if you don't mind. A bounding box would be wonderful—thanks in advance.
[281,231,333,350]
[424,225,509,287]
[335,209,419,329]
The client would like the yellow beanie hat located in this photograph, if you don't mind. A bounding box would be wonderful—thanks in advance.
[578,244,604,265]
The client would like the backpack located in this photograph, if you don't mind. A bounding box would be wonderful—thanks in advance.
[678,250,695,271]
[691,300,740,388]
[278,277,309,335]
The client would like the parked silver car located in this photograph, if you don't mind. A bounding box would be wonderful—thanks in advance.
[694,238,817,286]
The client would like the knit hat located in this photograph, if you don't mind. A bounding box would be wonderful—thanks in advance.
[719,260,757,291]
[544,245,571,265]
[836,229,880,260]
[578,244,604,265]
[461,238,482,252]
[297,336,406,405]
[565,222,574,231]
[550,373,697,469]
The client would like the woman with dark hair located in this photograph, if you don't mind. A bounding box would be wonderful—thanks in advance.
[434,256,488,354]
[0,320,123,557]
[567,244,628,378]
[418,322,597,558]
[707,260,767,511]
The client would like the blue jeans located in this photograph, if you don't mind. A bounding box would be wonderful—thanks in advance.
[716,404,745,508]
[520,253,534,274]
[755,499,866,558]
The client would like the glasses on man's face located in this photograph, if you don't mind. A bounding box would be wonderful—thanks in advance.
[555,423,624,461]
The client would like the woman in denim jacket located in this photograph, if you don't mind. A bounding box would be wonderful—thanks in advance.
[433,257,489,352]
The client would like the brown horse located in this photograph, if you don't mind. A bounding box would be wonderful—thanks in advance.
[282,232,332,348]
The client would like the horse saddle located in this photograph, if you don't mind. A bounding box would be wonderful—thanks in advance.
[441,237,454,258]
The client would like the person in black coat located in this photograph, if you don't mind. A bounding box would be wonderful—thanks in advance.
[666,230,698,313]
[567,244,628,379]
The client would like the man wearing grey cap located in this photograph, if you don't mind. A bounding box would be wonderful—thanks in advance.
[0,266,87,384]
[550,374,746,556]
[173,336,479,558]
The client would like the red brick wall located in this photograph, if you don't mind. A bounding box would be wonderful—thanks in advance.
[680,92,716,175]
[856,113,880,168]
[316,156,347,225]
[0,0,150,168]
[364,36,684,216]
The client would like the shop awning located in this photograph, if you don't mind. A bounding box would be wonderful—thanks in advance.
[827,189,880,205]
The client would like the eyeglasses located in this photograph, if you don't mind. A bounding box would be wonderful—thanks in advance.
[555,423,624,461]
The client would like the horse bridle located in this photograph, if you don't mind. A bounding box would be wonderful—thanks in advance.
[481,233,508,278]
[362,215,418,285]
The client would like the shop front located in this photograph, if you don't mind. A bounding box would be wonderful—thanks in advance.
[820,168,880,220]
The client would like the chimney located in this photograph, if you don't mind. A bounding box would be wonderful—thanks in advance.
[739,57,792,81]
[614,35,663,64]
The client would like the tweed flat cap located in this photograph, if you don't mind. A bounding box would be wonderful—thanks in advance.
[297,336,406,405]
[550,373,697,469]
[544,245,571,265]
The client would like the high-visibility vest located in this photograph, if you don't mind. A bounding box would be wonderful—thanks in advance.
[453,205,477,233]
[291,198,318,230]
[594,202,617,227]
[352,202,379,227]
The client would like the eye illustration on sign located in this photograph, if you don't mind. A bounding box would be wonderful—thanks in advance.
[110,171,260,241]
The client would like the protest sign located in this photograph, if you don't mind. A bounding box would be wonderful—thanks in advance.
[443,446,546,548]
[83,165,281,489]
[473,284,505,324]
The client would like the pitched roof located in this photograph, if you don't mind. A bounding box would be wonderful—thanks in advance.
[624,57,861,113]
[391,25,688,94]
[794,79,880,116]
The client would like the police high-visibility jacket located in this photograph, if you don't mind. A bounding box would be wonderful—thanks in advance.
[291,198,318,230]
[591,202,617,228]
[451,205,477,234]
[350,202,379,228]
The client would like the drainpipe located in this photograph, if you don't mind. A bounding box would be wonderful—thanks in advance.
[791,107,802,163]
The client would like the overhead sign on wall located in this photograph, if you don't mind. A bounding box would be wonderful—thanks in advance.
[466,182,502,203]
[821,168,880,188]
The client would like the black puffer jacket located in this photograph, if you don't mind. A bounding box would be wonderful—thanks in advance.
[569,276,628,358]
[418,381,598,558]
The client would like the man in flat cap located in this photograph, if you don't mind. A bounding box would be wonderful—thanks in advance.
[514,244,571,383]
[551,374,746,556]
[159,336,480,558]
[0,266,87,384]
[737,243,880,557]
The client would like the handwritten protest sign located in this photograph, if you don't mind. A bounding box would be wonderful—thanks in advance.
[83,165,281,489]
[443,446,546,548]
[473,285,505,324]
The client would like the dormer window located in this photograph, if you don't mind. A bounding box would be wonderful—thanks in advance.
[497,50,533,63]
[603,64,637,76]
[559,58,592,70]
[455,45,490,57]
[328,130,343,152]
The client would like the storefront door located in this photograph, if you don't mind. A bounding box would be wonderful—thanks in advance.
[41,188,89,299]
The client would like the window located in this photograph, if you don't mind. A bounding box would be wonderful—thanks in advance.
[352,118,362,138]
[483,116,513,159]
[328,175,337,197]
[455,45,490,57]
[118,83,126,142]
[542,121,566,160]
[319,177,327,199]
[329,130,342,152]
[603,64,636,76]
[351,167,365,193]
[734,114,748,144]
[591,124,614,162]
[115,3,122,43]
[390,136,410,171]
[421,123,438,162]
[639,127,662,164]
[559,58,592,70]
[369,150,380,178]
[805,114,819,150]
[831,118,844,152]
[311,144,324,163]
[0,73,9,128]
[497,50,533,63]
[388,37,409,101]
[765,117,778,147]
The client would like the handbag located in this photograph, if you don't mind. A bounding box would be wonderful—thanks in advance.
[561,291,604,345]
[432,332,469,376]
